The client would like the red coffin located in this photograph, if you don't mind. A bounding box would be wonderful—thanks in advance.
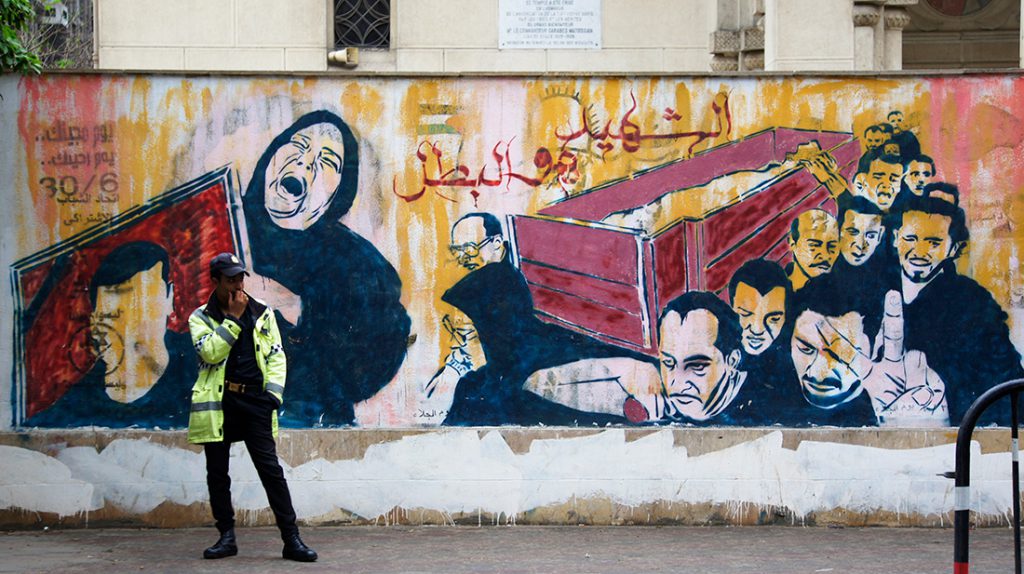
[510,127,861,356]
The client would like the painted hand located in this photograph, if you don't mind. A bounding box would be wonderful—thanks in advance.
[424,348,472,399]
[863,290,948,425]
[814,290,948,426]
[801,153,848,199]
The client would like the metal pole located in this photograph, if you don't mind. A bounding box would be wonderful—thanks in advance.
[952,379,1024,574]
[1013,392,1021,574]
[954,433,972,574]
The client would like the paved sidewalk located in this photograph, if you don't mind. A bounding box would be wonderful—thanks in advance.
[0,525,1015,574]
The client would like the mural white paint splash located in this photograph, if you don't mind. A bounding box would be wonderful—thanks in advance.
[0,445,97,514]
[0,431,1016,523]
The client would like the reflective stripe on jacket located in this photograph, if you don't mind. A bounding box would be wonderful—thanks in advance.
[187,297,286,444]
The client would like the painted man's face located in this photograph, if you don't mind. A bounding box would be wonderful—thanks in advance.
[895,210,957,284]
[864,129,885,151]
[658,309,741,421]
[863,159,903,211]
[731,283,786,356]
[791,310,869,410]
[91,262,173,404]
[840,211,883,267]
[790,213,839,280]
[904,160,935,195]
[450,217,504,271]
[264,122,345,231]
[889,113,905,133]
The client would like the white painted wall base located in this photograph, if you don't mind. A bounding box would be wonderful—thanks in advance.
[1,428,1016,528]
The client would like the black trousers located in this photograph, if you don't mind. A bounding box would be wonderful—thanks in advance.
[203,390,298,538]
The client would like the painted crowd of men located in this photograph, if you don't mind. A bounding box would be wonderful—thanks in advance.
[23,109,1022,430]
[438,111,1023,428]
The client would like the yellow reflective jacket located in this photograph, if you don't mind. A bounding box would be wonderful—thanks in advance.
[187,295,286,444]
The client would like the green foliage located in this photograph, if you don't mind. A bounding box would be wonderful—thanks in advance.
[1,0,43,74]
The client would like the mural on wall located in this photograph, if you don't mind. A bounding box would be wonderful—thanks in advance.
[3,74,1024,430]
[240,110,411,427]
[11,168,236,427]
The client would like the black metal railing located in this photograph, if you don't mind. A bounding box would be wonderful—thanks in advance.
[950,378,1024,574]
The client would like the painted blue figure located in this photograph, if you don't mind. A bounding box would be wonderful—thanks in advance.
[242,110,410,426]
[654,291,748,424]
[902,154,938,197]
[887,110,921,162]
[789,275,951,427]
[922,181,960,205]
[787,279,881,427]
[853,150,907,214]
[857,124,895,173]
[26,241,195,428]
[810,194,894,314]
[441,212,652,426]
[890,194,1024,425]
[725,259,806,426]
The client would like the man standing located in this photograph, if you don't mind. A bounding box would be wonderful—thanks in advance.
[891,196,1023,424]
[787,209,839,291]
[441,212,543,425]
[188,253,317,562]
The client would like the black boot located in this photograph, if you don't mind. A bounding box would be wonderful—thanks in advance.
[282,532,318,562]
[203,528,238,559]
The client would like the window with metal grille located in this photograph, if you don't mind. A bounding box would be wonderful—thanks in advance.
[334,0,390,49]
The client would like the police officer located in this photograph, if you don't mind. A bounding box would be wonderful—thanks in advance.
[188,253,317,562]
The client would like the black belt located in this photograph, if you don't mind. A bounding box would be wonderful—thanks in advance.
[225,380,262,394]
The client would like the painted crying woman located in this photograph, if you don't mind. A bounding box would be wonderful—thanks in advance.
[241,110,411,427]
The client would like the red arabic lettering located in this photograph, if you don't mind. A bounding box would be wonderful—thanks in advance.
[395,90,732,203]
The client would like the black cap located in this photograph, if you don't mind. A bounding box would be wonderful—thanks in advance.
[209,253,248,277]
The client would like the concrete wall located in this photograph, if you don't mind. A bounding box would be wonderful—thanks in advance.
[95,0,718,73]
[764,0,854,71]
[3,71,1024,527]
[96,0,332,72]
[93,0,951,74]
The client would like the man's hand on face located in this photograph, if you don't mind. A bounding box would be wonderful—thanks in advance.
[226,289,249,320]
[814,290,948,425]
